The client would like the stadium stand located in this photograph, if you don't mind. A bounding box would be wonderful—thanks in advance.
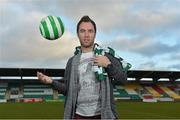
[0,68,180,103]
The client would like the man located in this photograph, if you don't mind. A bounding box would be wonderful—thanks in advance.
[37,15,129,119]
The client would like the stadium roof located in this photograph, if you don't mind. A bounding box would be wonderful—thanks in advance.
[0,68,180,82]
[128,70,180,81]
[0,68,64,77]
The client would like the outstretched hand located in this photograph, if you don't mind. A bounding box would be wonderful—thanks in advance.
[37,71,53,84]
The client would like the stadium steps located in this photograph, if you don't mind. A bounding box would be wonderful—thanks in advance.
[115,86,130,99]
[152,85,170,98]
[160,86,180,100]
[124,84,142,100]
[145,86,161,98]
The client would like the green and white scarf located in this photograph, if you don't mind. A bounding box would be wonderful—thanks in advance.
[74,43,132,81]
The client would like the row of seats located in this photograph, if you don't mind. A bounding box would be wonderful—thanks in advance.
[0,82,179,102]
[113,83,180,101]
[23,84,54,100]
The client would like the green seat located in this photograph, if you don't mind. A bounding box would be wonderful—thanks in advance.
[118,89,129,97]
[130,95,141,100]
[58,94,65,101]
[24,95,53,99]
[0,95,5,99]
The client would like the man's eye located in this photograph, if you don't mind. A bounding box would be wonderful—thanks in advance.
[80,30,85,33]
[89,30,94,33]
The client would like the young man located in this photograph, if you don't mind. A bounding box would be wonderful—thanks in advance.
[37,15,129,119]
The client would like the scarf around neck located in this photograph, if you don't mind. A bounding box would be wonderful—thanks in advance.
[74,43,131,81]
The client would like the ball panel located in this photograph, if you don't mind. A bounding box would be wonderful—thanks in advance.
[52,16,62,38]
[41,20,50,39]
[47,16,59,39]
[39,25,43,36]
[57,17,64,35]
[40,23,46,38]
[45,17,54,39]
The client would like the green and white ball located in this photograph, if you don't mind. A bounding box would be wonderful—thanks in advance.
[39,15,65,40]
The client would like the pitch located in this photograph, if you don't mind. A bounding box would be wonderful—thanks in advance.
[0,102,180,119]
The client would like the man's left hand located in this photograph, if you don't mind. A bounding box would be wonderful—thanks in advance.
[93,55,111,67]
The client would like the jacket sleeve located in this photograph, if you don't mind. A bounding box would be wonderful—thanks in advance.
[105,53,127,85]
[51,57,73,96]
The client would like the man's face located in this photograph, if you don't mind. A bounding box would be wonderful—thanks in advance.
[77,22,96,48]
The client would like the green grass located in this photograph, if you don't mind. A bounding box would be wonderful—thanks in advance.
[0,102,63,119]
[0,102,180,119]
[117,102,180,119]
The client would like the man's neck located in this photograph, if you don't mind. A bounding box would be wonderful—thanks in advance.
[81,45,94,53]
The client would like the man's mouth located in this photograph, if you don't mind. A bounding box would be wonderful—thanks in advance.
[84,39,89,42]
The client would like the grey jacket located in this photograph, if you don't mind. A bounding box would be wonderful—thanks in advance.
[52,53,127,119]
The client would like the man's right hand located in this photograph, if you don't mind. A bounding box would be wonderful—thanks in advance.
[37,71,53,84]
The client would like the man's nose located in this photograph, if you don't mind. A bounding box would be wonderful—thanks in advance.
[84,31,89,37]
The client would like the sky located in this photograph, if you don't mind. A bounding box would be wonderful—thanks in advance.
[0,0,180,71]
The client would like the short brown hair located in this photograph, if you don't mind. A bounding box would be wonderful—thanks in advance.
[77,15,96,33]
